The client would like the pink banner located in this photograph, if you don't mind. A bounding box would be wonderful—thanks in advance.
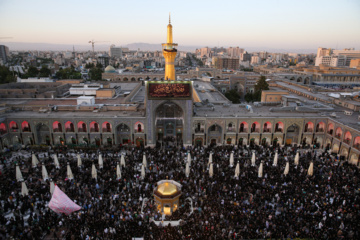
[49,185,81,215]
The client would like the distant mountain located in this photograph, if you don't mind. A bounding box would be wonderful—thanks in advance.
[1,41,316,54]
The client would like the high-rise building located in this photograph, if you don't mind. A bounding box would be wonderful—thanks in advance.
[251,55,261,65]
[0,45,9,64]
[240,52,251,62]
[200,47,211,58]
[109,45,123,58]
[215,57,239,70]
[315,47,360,66]
[333,48,360,66]
[227,47,244,58]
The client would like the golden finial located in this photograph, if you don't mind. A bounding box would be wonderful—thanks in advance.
[169,12,171,24]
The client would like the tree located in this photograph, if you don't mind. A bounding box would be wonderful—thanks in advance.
[254,76,269,92]
[39,65,51,77]
[253,76,269,101]
[0,66,16,83]
[85,63,95,69]
[55,67,81,79]
[96,62,103,69]
[244,92,254,103]
[89,67,103,80]
[27,66,39,78]
[225,89,241,104]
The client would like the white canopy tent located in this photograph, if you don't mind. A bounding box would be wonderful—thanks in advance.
[142,154,147,168]
[120,154,126,167]
[187,152,192,165]
[234,162,240,178]
[32,154,39,168]
[77,154,82,167]
[50,179,55,195]
[67,163,74,180]
[284,162,289,175]
[273,151,278,166]
[92,163,97,179]
[98,154,103,169]
[294,151,299,166]
[21,181,29,196]
[185,162,190,177]
[308,162,314,176]
[53,154,60,169]
[42,164,49,180]
[141,164,146,180]
[258,161,264,178]
[251,152,256,166]
[16,164,23,182]
[229,152,234,167]
[116,162,121,180]
[209,163,214,178]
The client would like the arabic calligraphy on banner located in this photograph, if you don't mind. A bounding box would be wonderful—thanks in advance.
[148,83,191,99]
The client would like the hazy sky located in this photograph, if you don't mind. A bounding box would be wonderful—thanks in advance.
[0,0,359,50]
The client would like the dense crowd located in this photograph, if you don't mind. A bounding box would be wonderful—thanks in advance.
[0,144,359,239]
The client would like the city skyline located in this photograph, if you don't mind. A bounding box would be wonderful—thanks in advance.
[0,0,360,52]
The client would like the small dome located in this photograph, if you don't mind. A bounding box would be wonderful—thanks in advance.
[157,182,177,196]
[104,65,116,73]
[154,180,181,198]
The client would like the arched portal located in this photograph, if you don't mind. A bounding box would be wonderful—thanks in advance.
[286,124,300,145]
[155,101,184,145]
[349,154,359,165]
[340,148,349,158]
[116,123,131,145]
[239,122,248,133]
[136,137,144,147]
[195,137,203,147]
[0,123,7,135]
[208,124,222,146]
[36,123,50,145]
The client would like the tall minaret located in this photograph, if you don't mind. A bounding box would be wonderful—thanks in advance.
[162,13,178,81]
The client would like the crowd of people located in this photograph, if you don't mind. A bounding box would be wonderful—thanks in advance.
[0,143,359,239]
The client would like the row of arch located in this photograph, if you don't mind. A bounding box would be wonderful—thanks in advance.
[289,76,311,84]
[0,121,144,134]
[204,121,325,134]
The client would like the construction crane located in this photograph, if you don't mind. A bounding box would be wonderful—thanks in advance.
[88,40,109,57]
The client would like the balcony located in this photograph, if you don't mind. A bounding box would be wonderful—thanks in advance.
[227,128,236,133]
[263,129,271,133]
[354,144,360,150]
[327,130,333,135]
[102,128,112,133]
[78,128,87,133]
[239,129,248,133]
[344,139,351,145]
[274,129,283,133]
[251,128,260,133]
[66,128,75,133]
[134,129,145,133]
[90,128,100,133]
[53,128,62,133]
[0,130,7,135]
[305,129,313,133]
[22,128,31,132]
[316,128,324,133]
[335,134,341,139]
[11,128,19,132]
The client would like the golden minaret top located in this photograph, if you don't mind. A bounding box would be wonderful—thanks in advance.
[167,13,173,44]
[162,13,178,80]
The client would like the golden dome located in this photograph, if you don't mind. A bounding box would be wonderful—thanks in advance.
[157,182,177,196]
